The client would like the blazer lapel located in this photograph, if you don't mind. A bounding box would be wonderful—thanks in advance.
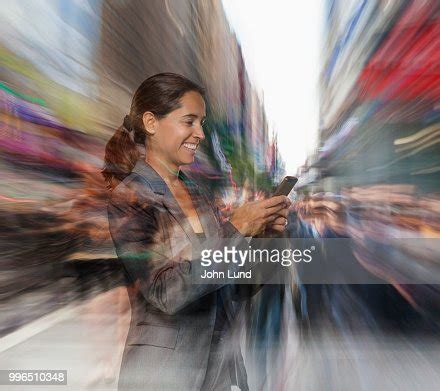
[180,170,220,240]
[132,159,201,244]
[161,187,200,244]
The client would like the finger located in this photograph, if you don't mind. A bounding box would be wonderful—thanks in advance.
[265,206,291,220]
[262,195,290,208]
[265,212,282,223]
[265,213,288,224]
[268,216,289,227]
[275,208,290,219]
[270,224,286,232]
[265,203,289,217]
[272,217,287,225]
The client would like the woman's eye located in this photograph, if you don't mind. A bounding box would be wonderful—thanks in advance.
[186,121,194,126]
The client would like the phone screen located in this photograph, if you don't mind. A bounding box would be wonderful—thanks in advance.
[273,176,298,197]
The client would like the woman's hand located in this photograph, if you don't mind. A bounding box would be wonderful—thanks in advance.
[229,195,291,236]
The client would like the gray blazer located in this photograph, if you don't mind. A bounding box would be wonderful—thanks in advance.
[107,159,252,391]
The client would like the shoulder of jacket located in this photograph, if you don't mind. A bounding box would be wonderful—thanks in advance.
[109,172,155,206]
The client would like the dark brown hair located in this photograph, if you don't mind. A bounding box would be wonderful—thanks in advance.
[102,73,205,188]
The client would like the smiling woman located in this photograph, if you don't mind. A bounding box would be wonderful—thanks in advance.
[102,73,206,188]
[103,73,291,390]
[142,90,206,169]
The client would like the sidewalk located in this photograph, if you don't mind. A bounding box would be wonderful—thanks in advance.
[0,287,130,391]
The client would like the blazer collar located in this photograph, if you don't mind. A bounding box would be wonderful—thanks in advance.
[131,158,219,241]
[132,159,197,198]
[132,159,169,195]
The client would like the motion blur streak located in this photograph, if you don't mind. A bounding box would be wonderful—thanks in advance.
[0,0,439,390]
[287,0,439,389]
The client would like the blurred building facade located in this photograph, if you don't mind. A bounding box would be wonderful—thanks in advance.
[299,0,439,194]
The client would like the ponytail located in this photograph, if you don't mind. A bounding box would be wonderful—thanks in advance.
[102,116,140,190]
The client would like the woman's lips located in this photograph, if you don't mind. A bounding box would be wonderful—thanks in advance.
[182,142,198,152]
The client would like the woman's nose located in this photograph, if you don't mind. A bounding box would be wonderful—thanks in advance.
[194,125,205,141]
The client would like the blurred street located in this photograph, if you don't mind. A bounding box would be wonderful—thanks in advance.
[0,288,129,391]
[1,287,439,391]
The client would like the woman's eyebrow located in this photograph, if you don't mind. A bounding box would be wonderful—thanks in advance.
[182,114,206,121]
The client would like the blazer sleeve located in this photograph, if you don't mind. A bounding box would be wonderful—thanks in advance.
[107,188,250,315]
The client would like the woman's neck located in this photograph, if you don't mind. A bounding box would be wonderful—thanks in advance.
[145,156,181,186]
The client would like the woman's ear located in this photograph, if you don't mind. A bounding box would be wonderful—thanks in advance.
[142,112,157,135]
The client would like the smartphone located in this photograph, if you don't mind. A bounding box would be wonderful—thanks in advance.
[273,176,298,196]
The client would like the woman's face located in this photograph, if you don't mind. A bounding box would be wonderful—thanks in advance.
[146,91,206,169]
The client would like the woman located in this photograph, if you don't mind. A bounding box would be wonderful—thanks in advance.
[103,73,290,390]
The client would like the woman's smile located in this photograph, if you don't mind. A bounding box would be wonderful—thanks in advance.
[182,142,198,152]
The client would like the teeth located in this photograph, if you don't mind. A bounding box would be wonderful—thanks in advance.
[183,143,197,150]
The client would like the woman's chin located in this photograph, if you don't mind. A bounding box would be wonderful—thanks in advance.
[180,158,195,166]
[177,153,196,165]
